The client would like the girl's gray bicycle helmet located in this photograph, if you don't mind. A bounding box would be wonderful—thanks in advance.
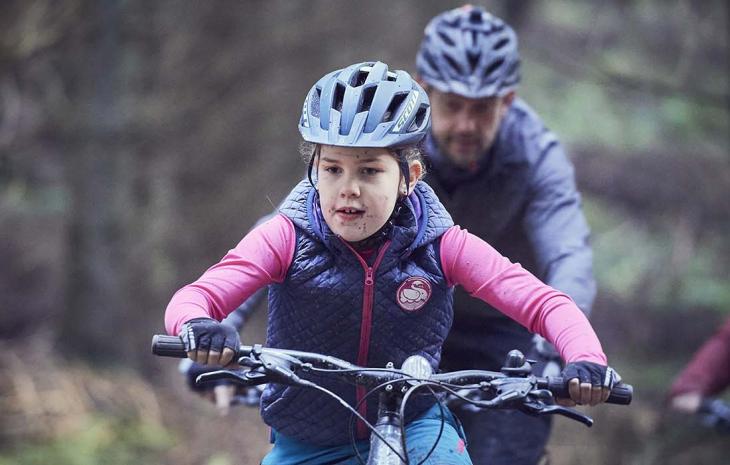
[416,5,520,98]
[299,61,430,148]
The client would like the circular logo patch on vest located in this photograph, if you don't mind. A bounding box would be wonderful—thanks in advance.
[397,277,432,312]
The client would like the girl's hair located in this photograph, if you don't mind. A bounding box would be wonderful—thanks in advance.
[299,141,427,183]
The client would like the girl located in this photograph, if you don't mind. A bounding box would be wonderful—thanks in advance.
[165,61,618,464]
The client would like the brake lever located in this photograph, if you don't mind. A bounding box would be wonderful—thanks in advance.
[536,404,594,427]
[517,392,594,427]
[233,348,310,385]
[196,367,269,386]
[483,383,595,428]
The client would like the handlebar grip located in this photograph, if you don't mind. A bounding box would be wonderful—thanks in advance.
[605,383,633,405]
[151,334,188,358]
[546,377,633,405]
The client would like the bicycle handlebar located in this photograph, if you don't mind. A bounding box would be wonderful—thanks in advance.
[151,335,632,405]
[152,334,190,358]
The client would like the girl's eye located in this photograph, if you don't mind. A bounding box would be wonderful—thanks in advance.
[324,166,341,174]
[361,167,381,176]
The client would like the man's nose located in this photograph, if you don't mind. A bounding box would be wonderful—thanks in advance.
[453,111,478,133]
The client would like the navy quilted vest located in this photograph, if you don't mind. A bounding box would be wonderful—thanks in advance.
[261,179,455,446]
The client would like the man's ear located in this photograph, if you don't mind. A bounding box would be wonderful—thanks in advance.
[498,90,516,119]
[502,90,516,107]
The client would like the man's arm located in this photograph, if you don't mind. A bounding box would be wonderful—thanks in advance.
[523,136,596,316]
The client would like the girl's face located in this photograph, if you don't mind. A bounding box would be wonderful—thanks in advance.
[316,145,419,243]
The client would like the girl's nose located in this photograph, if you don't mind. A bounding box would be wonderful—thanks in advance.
[340,177,360,198]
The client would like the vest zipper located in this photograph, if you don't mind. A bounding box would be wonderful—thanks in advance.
[340,238,391,438]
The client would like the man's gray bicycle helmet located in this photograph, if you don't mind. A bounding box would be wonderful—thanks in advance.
[298,61,430,148]
[416,5,520,98]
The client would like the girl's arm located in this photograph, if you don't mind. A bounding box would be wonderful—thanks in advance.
[440,225,606,365]
[165,214,296,335]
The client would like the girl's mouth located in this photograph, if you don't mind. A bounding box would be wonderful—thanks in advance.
[335,207,365,221]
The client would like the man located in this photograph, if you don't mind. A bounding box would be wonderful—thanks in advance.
[416,5,596,464]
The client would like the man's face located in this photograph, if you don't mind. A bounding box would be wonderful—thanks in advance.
[428,88,514,169]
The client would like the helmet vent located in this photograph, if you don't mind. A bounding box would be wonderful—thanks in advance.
[360,86,376,112]
[383,93,408,122]
[444,54,462,74]
[437,30,455,46]
[469,9,482,24]
[421,50,439,72]
[311,88,321,118]
[503,59,520,85]
[333,83,346,111]
[409,105,428,132]
[351,70,369,87]
[443,17,459,28]
[484,58,505,79]
[493,37,510,51]
[467,50,480,72]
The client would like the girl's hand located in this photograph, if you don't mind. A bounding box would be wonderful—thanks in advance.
[179,318,240,366]
[557,361,621,407]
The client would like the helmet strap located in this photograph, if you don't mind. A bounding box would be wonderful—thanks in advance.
[397,150,411,197]
[307,144,321,189]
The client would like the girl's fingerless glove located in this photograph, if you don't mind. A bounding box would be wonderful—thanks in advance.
[562,361,622,389]
[179,317,240,355]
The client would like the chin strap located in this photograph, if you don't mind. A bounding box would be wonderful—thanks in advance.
[397,150,410,196]
[307,144,322,188]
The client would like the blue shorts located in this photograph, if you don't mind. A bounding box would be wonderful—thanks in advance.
[261,403,473,465]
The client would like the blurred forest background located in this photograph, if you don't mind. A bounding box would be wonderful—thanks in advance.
[0,0,727,464]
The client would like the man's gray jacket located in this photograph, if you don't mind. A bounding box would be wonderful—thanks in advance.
[424,98,596,369]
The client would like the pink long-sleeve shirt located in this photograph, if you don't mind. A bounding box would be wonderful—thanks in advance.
[165,214,606,365]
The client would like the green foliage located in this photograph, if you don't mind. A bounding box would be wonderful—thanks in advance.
[0,181,69,215]
[205,454,235,465]
[521,61,661,152]
[540,1,598,33]
[584,197,730,312]
[0,416,173,465]
[678,243,730,310]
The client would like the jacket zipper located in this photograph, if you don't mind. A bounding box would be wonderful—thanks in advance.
[341,239,391,438]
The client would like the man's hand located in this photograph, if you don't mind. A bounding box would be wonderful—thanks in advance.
[213,384,236,416]
[179,358,237,416]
